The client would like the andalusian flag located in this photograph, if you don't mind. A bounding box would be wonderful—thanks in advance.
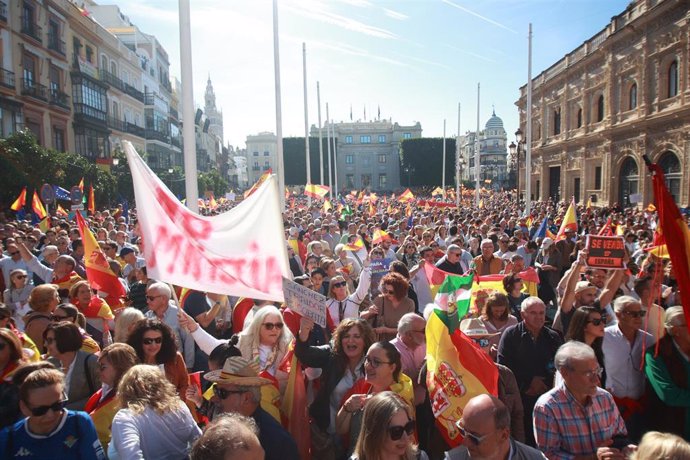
[10,187,27,211]
[555,197,577,241]
[244,169,272,198]
[75,212,125,311]
[304,183,330,199]
[434,273,474,329]
[88,185,96,214]
[426,309,499,447]
[31,191,47,219]
[398,188,415,203]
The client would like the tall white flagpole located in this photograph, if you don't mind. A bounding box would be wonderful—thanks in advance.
[302,43,311,206]
[179,0,198,213]
[525,23,533,215]
[333,120,339,198]
[326,103,332,199]
[456,102,461,207]
[442,119,446,196]
[272,0,285,210]
[475,83,481,206]
[317,82,324,185]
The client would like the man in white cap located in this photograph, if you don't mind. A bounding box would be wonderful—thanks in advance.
[205,356,299,460]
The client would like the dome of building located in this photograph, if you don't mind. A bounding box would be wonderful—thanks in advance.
[485,109,504,131]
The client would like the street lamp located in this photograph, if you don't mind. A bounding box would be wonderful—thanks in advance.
[509,128,525,204]
[112,158,119,166]
[404,165,415,187]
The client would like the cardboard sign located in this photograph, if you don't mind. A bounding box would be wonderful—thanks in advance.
[370,258,392,274]
[282,277,328,327]
[585,235,626,270]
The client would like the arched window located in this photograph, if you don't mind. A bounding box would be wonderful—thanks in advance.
[668,60,678,98]
[100,55,108,71]
[597,95,604,122]
[577,108,582,128]
[629,83,637,110]
[553,108,561,135]
[110,61,117,77]
[659,151,681,203]
[618,157,638,207]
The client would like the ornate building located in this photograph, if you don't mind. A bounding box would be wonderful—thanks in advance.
[458,110,509,187]
[204,74,223,141]
[516,0,688,207]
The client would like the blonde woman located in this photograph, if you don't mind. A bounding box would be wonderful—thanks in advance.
[109,365,201,460]
[23,284,60,351]
[631,431,690,459]
[113,307,145,343]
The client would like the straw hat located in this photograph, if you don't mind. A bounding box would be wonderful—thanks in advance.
[204,356,273,386]
[574,281,598,295]
[459,318,500,338]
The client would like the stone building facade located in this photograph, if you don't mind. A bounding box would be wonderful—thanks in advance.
[516,0,688,207]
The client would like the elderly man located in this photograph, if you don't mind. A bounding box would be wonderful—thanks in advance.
[145,282,195,370]
[0,242,32,287]
[445,395,545,459]
[472,239,502,275]
[436,244,469,274]
[190,413,265,460]
[498,297,562,447]
[205,356,298,460]
[534,342,630,459]
[18,242,82,298]
[603,296,654,441]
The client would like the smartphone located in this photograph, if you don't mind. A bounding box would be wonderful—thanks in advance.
[611,435,629,451]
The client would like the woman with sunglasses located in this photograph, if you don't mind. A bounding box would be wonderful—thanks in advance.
[127,319,189,400]
[43,322,101,411]
[336,341,413,458]
[334,244,362,292]
[3,269,33,328]
[52,303,101,355]
[109,365,201,460]
[361,273,414,342]
[24,284,61,352]
[326,260,372,328]
[0,368,104,459]
[561,306,607,387]
[396,239,419,269]
[351,391,426,460]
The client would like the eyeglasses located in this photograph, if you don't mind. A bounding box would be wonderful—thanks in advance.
[389,419,415,441]
[213,386,247,400]
[333,281,347,288]
[142,337,163,345]
[146,295,163,301]
[51,314,70,321]
[577,367,603,379]
[14,275,27,279]
[364,356,392,368]
[28,395,69,416]
[262,322,284,331]
[622,310,646,318]
[587,318,604,326]
[457,424,493,445]
[449,252,461,257]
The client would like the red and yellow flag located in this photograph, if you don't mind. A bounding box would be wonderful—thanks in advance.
[88,185,96,214]
[78,177,84,193]
[372,229,388,244]
[209,193,218,210]
[398,188,415,203]
[56,204,68,217]
[344,236,365,252]
[323,199,332,212]
[75,212,125,311]
[31,191,47,220]
[304,183,330,199]
[555,197,578,241]
[279,342,310,460]
[244,169,272,199]
[10,187,27,211]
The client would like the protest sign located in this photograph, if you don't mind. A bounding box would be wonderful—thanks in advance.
[370,258,392,274]
[585,235,626,270]
[282,277,328,327]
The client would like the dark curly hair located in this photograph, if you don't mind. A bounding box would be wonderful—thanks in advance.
[126,318,178,365]
[332,318,376,365]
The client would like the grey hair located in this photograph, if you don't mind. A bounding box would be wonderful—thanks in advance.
[554,341,596,371]
[480,239,494,248]
[398,312,424,334]
[190,413,260,460]
[520,296,544,312]
[235,385,261,403]
[664,306,686,333]
[613,295,641,314]
[147,282,172,300]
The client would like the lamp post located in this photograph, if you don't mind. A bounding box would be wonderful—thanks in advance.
[404,165,415,187]
[508,128,524,204]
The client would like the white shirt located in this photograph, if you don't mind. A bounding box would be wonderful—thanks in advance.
[602,325,654,399]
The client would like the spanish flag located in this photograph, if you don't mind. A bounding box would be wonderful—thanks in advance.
[10,187,27,211]
[554,197,577,241]
[88,185,96,214]
[344,236,365,252]
[31,191,47,219]
[304,183,330,199]
[426,308,499,447]
[209,193,218,210]
[75,212,125,311]
[648,160,690,322]
[372,229,388,244]
[323,199,332,212]
[431,186,444,196]
[398,188,415,203]
[279,342,310,460]
[56,204,69,217]
[244,169,272,199]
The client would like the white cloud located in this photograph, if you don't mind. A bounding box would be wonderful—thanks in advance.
[382,8,409,21]
[440,0,517,34]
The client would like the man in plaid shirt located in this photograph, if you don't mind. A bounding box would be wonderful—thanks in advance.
[533,342,633,459]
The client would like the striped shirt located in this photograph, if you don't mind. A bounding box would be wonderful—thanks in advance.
[533,385,626,459]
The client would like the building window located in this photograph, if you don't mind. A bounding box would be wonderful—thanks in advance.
[74,126,109,159]
[53,126,65,152]
[346,174,355,189]
[378,154,386,164]
[576,108,582,128]
[264,160,270,168]
[345,154,354,164]
[596,95,604,122]
[85,46,93,63]
[253,151,258,156]
[361,174,371,188]
[629,83,637,110]
[378,174,387,189]
[360,135,371,144]
[403,132,412,139]
[100,55,108,71]
[378,135,386,143]
[22,52,36,83]
[668,60,678,98]
[659,151,681,203]
[553,108,561,135]
[264,151,270,156]
[345,135,353,144]
[594,166,602,189]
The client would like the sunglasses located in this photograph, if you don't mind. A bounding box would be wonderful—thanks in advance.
[28,395,68,416]
[389,419,415,441]
[333,281,347,288]
[51,314,70,321]
[457,424,492,445]
[364,356,392,368]
[146,295,162,301]
[587,318,604,326]
[142,337,163,345]
[14,275,27,279]
[622,310,646,318]
[262,322,284,331]
[213,386,247,400]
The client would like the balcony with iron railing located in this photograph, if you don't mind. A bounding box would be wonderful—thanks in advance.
[107,117,125,132]
[47,33,66,56]
[124,83,144,102]
[125,122,145,137]
[73,103,107,126]
[169,107,178,119]
[145,128,170,143]
[0,1,7,22]
[99,69,124,91]
[20,16,42,43]
[21,79,47,100]
[0,67,15,89]
[171,136,181,148]
[144,93,155,105]
[49,88,69,108]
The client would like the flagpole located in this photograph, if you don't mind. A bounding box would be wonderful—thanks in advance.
[302,43,311,207]
[317,81,324,186]
[456,102,461,207]
[525,23,533,215]
[178,0,198,213]
[273,0,286,210]
[475,83,481,206]
[326,103,332,200]
[442,119,446,197]
[333,119,339,198]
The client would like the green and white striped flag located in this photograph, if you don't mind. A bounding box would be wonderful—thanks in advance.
[434,273,474,330]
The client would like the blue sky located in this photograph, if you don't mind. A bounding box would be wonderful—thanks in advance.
[109,0,630,147]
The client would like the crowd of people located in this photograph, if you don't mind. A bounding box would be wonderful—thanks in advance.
[0,188,689,459]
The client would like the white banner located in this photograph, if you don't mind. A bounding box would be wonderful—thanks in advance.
[124,141,290,301]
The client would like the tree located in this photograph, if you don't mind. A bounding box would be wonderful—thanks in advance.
[197,169,229,197]
[399,138,457,186]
